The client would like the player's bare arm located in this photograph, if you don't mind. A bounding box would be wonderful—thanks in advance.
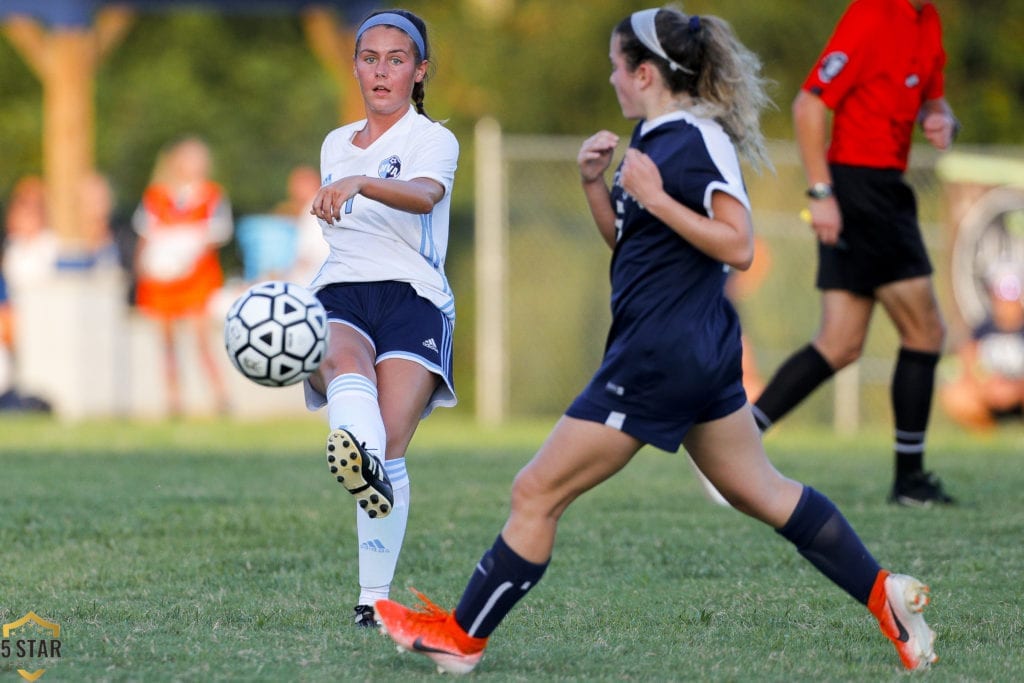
[312,176,443,221]
[578,130,619,182]
[619,148,753,271]
[578,130,620,248]
[792,90,842,245]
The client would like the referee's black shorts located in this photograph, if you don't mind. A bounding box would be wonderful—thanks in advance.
[816,163,933,296]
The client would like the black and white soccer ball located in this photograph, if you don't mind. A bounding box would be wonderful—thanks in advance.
[224,281,329,387]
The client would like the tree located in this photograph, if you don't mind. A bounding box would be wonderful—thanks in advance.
[1,0,1020,227]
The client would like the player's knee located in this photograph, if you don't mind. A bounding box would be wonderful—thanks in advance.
[816,339,863,369]
[315,353,370,384]
[900,318,945,352]
[312,359,340,391]
[509,467,561,521]
[509,469,540,510]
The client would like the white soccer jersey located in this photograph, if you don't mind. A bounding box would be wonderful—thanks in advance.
[309,105,459,320]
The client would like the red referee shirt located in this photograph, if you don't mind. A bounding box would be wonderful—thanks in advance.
[802,0,946,171]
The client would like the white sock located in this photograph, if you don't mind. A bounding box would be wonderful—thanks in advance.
[325,373,394,605]
[358,457,410,606]
[326,374,385,462]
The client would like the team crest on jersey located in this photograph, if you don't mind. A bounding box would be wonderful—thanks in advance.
[378,155,402,178]
[905,74,920,88]
[818,51,848,83]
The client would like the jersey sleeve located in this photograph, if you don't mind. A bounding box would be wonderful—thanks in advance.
[404,123,459,199]
[921,61,945,102]
[657,124,750,217]
[699,134,750,215]
[318,122,362,184]
[921,8,947,101]
[801,1,877,108]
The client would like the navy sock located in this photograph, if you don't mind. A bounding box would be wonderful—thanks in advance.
[454,535,548,638]
[776,486,880,605]
[892,348,939,479]
[753,344,835,432]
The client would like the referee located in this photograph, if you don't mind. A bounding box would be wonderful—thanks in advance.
[752,0,959,507]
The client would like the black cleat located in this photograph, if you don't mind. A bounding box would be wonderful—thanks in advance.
[326,428,393,518]
[889,471,955,507]
[354,604,380,629]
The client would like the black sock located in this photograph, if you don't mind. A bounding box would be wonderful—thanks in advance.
[753,344,835,431]
[454,535,549,638]
[891,348,940,480]
[776,486,881,605]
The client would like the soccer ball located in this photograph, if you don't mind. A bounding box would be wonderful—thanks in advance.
[224,281,329,387]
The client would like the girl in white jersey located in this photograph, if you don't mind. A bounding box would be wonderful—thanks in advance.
[304,9,459,629]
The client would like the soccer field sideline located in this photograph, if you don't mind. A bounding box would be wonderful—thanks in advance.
[1,415,1022,681]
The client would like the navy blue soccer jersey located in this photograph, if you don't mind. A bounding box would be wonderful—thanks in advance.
[567,111,751,451]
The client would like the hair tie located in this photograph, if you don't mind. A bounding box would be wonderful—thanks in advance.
[688,15,702,34]
[356,12,426,60]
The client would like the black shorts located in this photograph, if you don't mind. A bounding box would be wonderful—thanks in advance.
[816,164,933,296]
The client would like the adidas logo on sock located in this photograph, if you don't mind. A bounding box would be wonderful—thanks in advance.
[359,538,389,553]
[422,338,438,353]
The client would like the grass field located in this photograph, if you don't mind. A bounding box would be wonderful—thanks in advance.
[1,414,1022,682]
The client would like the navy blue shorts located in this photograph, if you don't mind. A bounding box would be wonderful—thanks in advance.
[566,386,746,453]
[817,164,933,296]
[565,309,748,452]
[304,281,456,418]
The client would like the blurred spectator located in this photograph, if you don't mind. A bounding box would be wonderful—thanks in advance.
[0,270,14,402]
[234,164,328,285]
[53,171,127,273]
[0,270,48,413]
[941,262,1024,430]
[0,176,55,413]
[77,172,123,270]
[233,214,296,282]
[2,175,58,291]
[133,136,232,416]
[278,164,329,286]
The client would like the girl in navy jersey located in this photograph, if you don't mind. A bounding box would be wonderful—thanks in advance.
[377,7,936,673]
[304,9,460,629]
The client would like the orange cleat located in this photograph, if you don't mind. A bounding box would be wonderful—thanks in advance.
[868,570,938,670]
[376,589,488,675]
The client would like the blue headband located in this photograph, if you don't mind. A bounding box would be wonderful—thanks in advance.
[356,13,426,61]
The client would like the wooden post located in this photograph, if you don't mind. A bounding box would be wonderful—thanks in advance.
[45,28,94,251]
[2,8,133,251]
[300,6,362,125]
[474,117,508,425]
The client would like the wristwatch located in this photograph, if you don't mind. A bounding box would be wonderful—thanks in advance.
[806,182,833,200]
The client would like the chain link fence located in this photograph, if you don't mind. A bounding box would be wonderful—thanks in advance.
[473,119,1024,431]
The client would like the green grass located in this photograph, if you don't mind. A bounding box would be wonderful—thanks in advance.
[1,414,1022,682]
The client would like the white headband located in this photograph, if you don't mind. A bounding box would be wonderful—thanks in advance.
[630,9,683,72]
